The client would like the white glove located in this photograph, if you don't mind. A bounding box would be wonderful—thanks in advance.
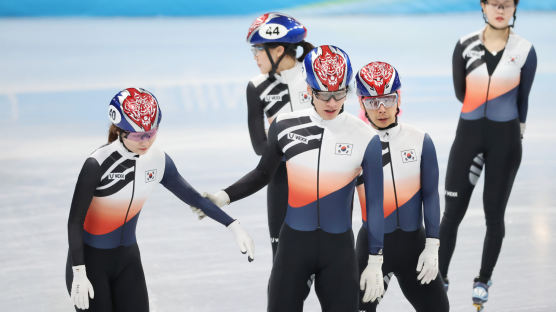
[360,255,384,303]
[416,238,440,284]
[70,265,94,310]
[228,220,255,262]
[190,203,206,220]
[520,122,526,139]
[206,190,230,207]
[189,191,230,220]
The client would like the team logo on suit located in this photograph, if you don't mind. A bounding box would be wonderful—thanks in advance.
[299,91,310,103]
[145,169,157,183]
[401,149,417,163]
[288,133,309,144]
[108,173,125,180]
[335,143,353,155]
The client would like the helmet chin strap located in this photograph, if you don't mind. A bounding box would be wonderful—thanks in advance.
[365,108,399,130]
[264,45,289,81]
[482,9,517,30]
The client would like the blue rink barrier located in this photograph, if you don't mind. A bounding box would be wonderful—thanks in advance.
[2,0,555,17]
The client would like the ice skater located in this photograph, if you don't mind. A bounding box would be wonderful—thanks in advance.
[354,61,449,312]
[193,13,315,263]
[198,45,385,311]
[66,88,254,311]
[438,0,537,310]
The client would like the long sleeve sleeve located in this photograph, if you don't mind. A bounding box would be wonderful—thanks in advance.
[246,82,267,156]
[517,46,537,123]
[67,157,101,266]
[420,133,440,238]
[160,153,234,226]
[362,135,384,255]
[225,120,283,202]
[452,40,466,103]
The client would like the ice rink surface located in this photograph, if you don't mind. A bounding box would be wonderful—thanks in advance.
[1,12,555,311]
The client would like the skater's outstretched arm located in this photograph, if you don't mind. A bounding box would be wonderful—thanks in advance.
[160,153,254,261]
[224,120,283,202]
[160,153,234,225]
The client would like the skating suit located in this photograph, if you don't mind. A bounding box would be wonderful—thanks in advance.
[355,123,448,312]
[66,139,233,311]
[225,108,383,311]
[439,28,537,281]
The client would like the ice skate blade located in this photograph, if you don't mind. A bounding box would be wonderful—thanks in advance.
[473,303,484,311]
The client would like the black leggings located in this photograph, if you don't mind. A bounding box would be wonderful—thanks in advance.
[267,161,288,260]
[268,224,359,312]
[66,243,149,312]
[439,118,521,280]
[356,227,449,312]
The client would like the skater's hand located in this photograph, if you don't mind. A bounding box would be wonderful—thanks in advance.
[520,122,526,140]
[360,255,384,303]
[206,190,230,208]
[228,220,255,262]
[416,238,440,284]
[70,265,94,310]
[189,194,207,220]
[189,190,230,220]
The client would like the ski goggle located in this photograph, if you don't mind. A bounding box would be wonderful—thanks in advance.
[312,89,348,102]
[250,45,265,56]
[361,93,398,110]
[122,128,158,142]
[485,1,515,11]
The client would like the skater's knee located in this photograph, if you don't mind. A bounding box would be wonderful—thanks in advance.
[485,219,505,239]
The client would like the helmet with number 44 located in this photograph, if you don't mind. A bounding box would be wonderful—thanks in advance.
[246,12,307,45]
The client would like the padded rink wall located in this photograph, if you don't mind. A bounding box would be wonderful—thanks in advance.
[1,1,554,129]
[1,0,556,16]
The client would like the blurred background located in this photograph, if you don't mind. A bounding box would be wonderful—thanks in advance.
[1,0,555,311]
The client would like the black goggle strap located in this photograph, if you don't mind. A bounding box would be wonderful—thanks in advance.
[481,5,517,29]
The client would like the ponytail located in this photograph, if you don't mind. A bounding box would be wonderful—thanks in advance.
[297,40,315,62]
[108,124,120,143]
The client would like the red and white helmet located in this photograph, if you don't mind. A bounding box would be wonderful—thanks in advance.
[108,88,161,132]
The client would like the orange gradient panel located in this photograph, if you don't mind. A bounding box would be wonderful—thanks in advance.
[383,175,420,217]
[462,75,489,113]
[487,77,519,100]
[287,162,360,208]
[357,184,367,221]
[84,196,146,235]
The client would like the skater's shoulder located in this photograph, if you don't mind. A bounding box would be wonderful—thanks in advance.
[458,29,482,45]
[249,73,271,88]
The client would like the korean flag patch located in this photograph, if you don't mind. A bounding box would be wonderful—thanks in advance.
[145,169,157,183]
[335,143,353,155]
[401,149,417,163]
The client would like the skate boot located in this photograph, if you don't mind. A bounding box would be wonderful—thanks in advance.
[472,277,492,311]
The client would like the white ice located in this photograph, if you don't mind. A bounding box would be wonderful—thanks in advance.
[0,12,555,311]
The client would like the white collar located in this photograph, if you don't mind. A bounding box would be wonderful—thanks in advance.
[114,139,139,159]
[376,123,401,141]
[308,107,345,126]
[274,61,303,84]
